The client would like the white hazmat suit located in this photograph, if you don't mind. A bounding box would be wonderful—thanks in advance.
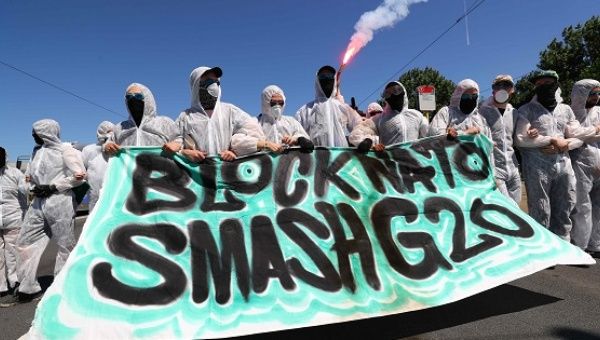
[516,91,599,240]
[295,68,362,147]
[176,66,264,156]
[111,83,180,147]
[82,121,114,211]
[257,85,309,144]
[479,96,522,203]
[349,81,428,146]
[428,79,492,139]
[569,79,600,251]
[16,119,85,295]
[0,155,28,293]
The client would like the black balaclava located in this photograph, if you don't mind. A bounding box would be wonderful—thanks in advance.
[0,147,6,168]
[535,82,559,110]
[199,88,217,110]
[459,95,478,114]
[386,92,405,111]
[127,98,145,126]
[32,132,44,146]
[585,95,599,109]
[319,78,334,98]
[317,66,336,99]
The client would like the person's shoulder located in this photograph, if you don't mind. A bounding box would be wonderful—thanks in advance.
[435,106,450,116]
[82,143,97,153]
[5,166,24,177]
[300,100,317,110]
[117,119,134,129]
[154,115,177,124]
[405,108,424,117]
[557,103,573,112]
[518,101,536,111]
[176,110,191,120]
[281,115,301,123]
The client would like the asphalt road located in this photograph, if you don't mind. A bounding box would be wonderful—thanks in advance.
[1,216,599,340]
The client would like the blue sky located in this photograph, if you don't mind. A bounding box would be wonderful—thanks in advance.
[1,0,597,160]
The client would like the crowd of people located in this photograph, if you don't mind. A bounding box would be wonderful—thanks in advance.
[0,65,599,307]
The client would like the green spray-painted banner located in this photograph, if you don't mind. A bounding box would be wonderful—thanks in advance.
[27,135,593,339]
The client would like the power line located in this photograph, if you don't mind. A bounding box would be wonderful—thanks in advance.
[0,60,127,119]
[358,0,487,106]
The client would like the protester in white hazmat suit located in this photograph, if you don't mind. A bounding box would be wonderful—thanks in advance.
[0,147,28,297]
[478,75,523,203]
[104,83,181,155]
[81,121,114,211]
[257,85,314,151]
[428,79,492,139]
[349,81,428,152]
[365,102,383,118]
[515,70,600,241]
[176,66,265,162]
[295,65,362,147]
[569,79,600,253]
[1,119,86,306]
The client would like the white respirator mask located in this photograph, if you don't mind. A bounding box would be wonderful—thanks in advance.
[270,105,283,119]
[207,82,220,98]
[494,89,510,104]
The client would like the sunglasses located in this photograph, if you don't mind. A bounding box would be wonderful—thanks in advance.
[125,93,144,101]
[199,79,220,89]
[461,93,479,100]
[384,87,404,99]
[318,74,335,81]
[270,100,285,107]
[589,91,600,97]
[492,81,513,90]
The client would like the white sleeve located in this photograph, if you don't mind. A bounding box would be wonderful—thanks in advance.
[565,109,598,140]
[288,118,310,142]
[346,105,363,132]
[419,116,430,139]
[428,107,450,136]
[160,117,182,144]
[295,105,308,132]
[53,147,86,192]
[14,170,29,210]
[348,118,378,146]
[230,107,265,156]
[513,112,552,148]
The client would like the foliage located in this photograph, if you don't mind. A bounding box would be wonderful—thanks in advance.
[512,16,600,107]
[398,67,456,113]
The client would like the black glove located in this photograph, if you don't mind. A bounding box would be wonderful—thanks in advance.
[297,137,314,152]
[356,138,373,153]
[32,184,58,198]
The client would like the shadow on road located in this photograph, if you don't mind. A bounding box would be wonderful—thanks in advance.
[37,275,54,292]
[235,284,561,340]
[551,327,600,340]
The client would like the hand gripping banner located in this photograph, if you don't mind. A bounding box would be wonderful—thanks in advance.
[26,135,594,339]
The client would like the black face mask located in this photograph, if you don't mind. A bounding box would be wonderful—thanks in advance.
[0,148,6,168]
[386,93,405,111]
[535,82,559,109]
[127,98,145,126]
[585,98,598,109]
[32,133,44,146]
[319,79,335,98]
[460,97,478,114]
[199,88,217,110]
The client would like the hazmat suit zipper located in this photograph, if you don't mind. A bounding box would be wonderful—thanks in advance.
[0,176,3,228]
[500,108,510,178]
[401,113,407,143]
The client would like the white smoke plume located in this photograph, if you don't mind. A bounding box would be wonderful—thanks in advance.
[343,0,427,64]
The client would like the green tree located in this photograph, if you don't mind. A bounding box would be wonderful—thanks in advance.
[512,16,600,107]
[510,71,536,108]
[398,67,455,114]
